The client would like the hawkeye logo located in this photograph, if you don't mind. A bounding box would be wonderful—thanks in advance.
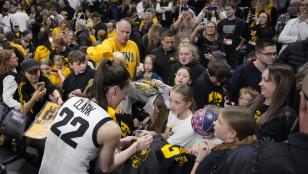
[130,149,151,168]
[208,92,223,106]
[161,144,189,166]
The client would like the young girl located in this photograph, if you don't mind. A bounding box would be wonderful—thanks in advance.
[50,55,70,87]
[40,59,52,77]
[174,66,193,86]
[191,106,257,174]
[136,54,163,81]
[238,87,259,107]
[137,94,169,134]
[162,84,196,150]
[168,43,205,85]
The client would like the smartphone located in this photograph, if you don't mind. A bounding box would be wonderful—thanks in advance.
[207,6,217,11]
[37,82,45,90]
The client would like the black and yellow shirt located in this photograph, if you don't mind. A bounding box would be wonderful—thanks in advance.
[118,136,195,174]
[18,75,56,117]
[107,107,134,138]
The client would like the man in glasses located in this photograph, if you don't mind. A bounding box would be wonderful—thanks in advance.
[229,39,277,104]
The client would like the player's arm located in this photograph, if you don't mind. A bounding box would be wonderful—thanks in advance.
[97,120,121,173]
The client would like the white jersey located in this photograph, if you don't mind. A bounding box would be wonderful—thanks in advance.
[39,97,112,174]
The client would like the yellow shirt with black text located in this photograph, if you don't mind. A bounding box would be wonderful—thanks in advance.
[88,37,140,78]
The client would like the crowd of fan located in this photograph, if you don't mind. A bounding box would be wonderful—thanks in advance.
[0,0,308,173]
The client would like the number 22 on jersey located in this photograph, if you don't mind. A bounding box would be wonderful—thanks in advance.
[50,107,89,149]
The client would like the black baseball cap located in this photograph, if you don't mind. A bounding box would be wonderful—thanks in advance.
[92,12,102,18]
[21,59,40,72]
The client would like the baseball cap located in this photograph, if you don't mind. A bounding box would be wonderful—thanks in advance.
[13,23,19,28]
[92,12,102,18]
[21,59,40,72]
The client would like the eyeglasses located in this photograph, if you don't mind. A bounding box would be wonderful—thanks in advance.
[27,69,39,75]
[257,52,277,57]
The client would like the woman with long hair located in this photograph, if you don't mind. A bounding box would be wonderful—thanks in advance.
[0,49,21,112]
[142,23,164,55]
[256,12,275,41]
[247,63,297,141]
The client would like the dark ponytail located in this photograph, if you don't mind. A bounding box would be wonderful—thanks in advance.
[93,60,130,110]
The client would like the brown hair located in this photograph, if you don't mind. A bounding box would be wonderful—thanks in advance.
[248,64,296,125]
[151,94,169,133]
[0,49,14,75]
[145,23,164,54]
[171,84,196,111]
[213,106,257,151]
[68,50,86,64]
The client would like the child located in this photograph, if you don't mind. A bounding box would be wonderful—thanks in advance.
[162,84,196,150]
[191,106,257,174]
[50,55,71,88]
[194,58,231,109]
[136,54,162,81]
[174,66,193,86]
[62,50,96,100]
[238,87,259,107]
[40,59,52,77]
[153,66,193,91]
[137,94,169,134]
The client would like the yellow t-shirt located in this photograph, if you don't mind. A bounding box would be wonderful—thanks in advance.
[89,34,96,44]
[87,37,140,78]
[50,66,71,86]
[108,29,116,38]
[34,45,51,63]
[10,42,27,58]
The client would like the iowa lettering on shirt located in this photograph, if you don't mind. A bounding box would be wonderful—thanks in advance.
[122,52,135,63]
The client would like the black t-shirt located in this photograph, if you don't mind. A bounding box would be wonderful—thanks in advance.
[194,72,226,109]
[217,17,248,49]
[256,25,275,41]
[197,35,224,67]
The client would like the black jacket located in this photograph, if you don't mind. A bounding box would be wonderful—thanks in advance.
[217,133,308,174]
[62,66,96,100]
[258,106,297,142]
[277,40,308,72]
[168,60,205,86]
[151,47,177,83]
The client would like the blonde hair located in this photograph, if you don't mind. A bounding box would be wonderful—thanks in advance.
[239,87,259,101]
[178,42,199,60]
